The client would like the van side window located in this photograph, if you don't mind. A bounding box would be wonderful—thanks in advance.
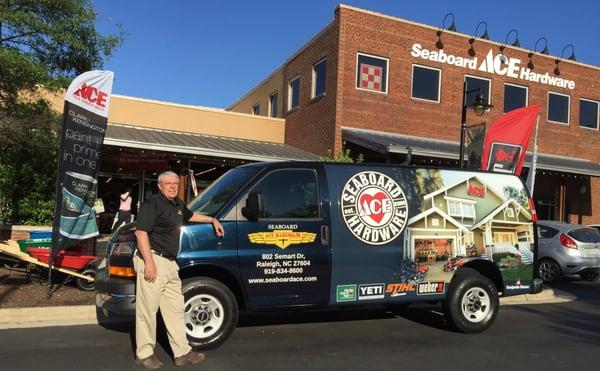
[251,169,319,219]
[538,226,559,239]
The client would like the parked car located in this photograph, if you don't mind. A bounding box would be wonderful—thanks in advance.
[536,220,600,282]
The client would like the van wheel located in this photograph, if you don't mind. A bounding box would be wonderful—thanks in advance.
[182,277,238,350]
[444,269,498,333]
[538,259,561,283]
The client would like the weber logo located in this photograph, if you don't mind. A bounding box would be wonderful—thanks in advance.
[417,282,445,295]
[358,283,385,300]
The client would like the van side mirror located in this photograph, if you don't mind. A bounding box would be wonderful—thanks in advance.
[242,192,264,221]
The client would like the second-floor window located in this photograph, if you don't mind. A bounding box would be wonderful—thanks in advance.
[288,76,300,111]
[412,64,441,102]
[504,83,528,113]
[580,98,599,129]
[269,92,278,117]
[312,58,327,98]
[356,53,388,93]
[465,75,491,107]
[447,199,476,219]
[252,103,260,115]
[548,92,570,124]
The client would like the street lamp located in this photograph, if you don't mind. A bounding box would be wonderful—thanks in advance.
[459,81,493,168]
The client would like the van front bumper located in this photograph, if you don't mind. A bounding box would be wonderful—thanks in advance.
[530,278,543,295]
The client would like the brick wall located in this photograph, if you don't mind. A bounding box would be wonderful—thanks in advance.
[334,6,600,162]
[282,19,340,156]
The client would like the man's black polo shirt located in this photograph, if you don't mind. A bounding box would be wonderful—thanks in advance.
[136,193,193,259]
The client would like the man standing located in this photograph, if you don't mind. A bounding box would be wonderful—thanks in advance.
[134,171,224,369]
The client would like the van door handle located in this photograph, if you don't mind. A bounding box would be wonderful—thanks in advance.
[321,225,329,246]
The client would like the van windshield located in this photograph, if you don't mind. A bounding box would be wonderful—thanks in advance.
[188,167,259,216]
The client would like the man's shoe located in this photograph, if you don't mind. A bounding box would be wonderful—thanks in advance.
[136,354,163,369]
[174,351,206,366]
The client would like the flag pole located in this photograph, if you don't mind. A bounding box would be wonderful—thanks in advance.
[526,115,540,195]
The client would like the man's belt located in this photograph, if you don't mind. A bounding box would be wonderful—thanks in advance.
[137,249,175,261]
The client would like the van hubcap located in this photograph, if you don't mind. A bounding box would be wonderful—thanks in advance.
[184,294,224,339]
[461,287,490,323]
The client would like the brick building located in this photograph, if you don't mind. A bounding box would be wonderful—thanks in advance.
[228,4,600,224]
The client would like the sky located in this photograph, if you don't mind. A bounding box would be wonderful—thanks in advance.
[94,0,600,109]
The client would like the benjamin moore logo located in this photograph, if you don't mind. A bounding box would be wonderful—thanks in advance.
[73,82,109,109]
[340,171,408,245]
[248,230,316,249]
[336,284,357,302]
[358,283,385,300]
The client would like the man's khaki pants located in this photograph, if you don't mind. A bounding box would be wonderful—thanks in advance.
[133,254,192,359]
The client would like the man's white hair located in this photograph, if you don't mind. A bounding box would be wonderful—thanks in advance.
[158,171,178,185]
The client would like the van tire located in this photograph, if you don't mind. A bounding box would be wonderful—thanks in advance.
[182,277,238,350]
[444,269,498,333]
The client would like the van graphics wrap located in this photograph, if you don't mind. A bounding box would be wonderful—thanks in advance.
[340,171,408,245]
[330,168,534,304]
[248,230,317,249]
[358,283,385,300]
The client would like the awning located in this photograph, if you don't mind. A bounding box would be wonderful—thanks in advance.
[342,127,600,177]
[105,124,318,162]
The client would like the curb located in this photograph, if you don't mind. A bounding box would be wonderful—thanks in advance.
[500,287,576,305]
[0,287,576,330]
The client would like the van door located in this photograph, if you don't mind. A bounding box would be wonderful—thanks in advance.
[237,167,330,308]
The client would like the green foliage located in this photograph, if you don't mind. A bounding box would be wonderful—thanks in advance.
[0,0,125,115]
[319,149,364,163]
[503,185,528,205]
[0,0,125,224]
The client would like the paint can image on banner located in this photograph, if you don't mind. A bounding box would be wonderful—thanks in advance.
[486,142,522,174]
[59,172,99,239]
[340,171,408,245]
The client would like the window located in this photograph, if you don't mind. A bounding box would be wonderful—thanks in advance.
[252,103,260,115]
[447,200,475,218]
[269,92,278,117]
[504,84,528,113]
[538,225,559,239]
[288,76,300,111]
[505,207,515,218]
[249,169,319,219]
[356,53,388,93]
[568,228,600,243]
[411,64,440,102]
[548,92,570,124]
[312,58,326,98]
[579,99,599,129]
[465,75,491,107]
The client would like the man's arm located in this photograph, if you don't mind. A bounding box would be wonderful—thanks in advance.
[189,213,225,237]
[135,230,157,283]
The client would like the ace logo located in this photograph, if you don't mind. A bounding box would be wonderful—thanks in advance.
[341,171,408,245]
[73,83,108,109]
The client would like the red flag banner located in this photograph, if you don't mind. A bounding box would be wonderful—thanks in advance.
[480,105,540,175]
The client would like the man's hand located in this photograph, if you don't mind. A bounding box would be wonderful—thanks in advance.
[212,218,225,237]
[144,258,157,283]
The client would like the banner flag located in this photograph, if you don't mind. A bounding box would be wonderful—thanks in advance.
[481,104,540,175]
[51,71,114,253]
[525,117,540,194]
[466,122,486,169]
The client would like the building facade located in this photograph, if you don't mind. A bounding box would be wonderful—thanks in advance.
[228,4,600,224]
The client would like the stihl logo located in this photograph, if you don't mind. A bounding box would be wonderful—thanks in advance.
[73,83,108,108]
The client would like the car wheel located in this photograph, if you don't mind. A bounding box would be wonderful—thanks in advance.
[538,259,561,283]
[444,268,499,333]
[182,277,238,350]
[76,267,96,291]
[579,272,600,281]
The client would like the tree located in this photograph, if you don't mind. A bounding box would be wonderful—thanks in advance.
[319,149,364,163]
[0,0,124,224]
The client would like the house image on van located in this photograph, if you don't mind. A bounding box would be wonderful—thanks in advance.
[403,174,534,271]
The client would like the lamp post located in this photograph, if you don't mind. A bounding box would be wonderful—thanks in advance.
[459,81,493,168]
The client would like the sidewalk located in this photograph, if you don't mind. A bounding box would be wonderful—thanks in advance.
[0,287,576,330]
